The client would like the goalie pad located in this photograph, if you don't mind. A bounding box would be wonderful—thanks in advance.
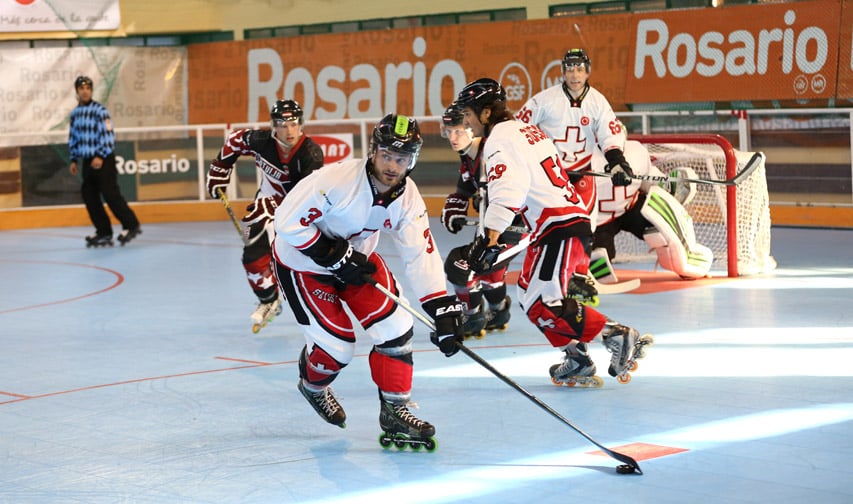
[641,185,713,279]
[665,166,698,206]
[589,247,619,284]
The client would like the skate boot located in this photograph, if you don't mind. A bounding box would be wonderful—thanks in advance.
[601,322,654,384]
[460,306,487,339]
[567,273,599,307]
[485,296,511,332]
[297,380,346,428]
[549,342,603,388]
[378,399,437,451]
[251,296,283,333]
[85,234,113,248]
[117,226,142,246]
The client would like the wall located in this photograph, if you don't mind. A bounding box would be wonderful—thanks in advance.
[0,0,557,41]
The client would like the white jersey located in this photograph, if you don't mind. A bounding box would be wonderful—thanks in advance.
[515,83,624,172]
[272,157,447,304]
[481,120,590,243]
[592,139,662,226]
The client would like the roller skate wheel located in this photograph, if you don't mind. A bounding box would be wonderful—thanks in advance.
[589,376,604,387]
[424,437,437,452]
[378,433,392,449]
[585,296,600,307]
[487,324,508,332]
[628,361,639,372]
[252,323,262,334]
[640,334,655,346]
[617,373,632,384]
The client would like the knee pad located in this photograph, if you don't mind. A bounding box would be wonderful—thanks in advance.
[641,185,713,279]
[299,345,346,387]
[243,253,276,298]
[370,329,414,398]
[526,297,607,347]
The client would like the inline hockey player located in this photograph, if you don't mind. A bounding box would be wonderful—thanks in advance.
[439,101,516,338]
[206,100,325,332]
[592,139,714,280]
[458,78,652,387]
[272,114,463,448]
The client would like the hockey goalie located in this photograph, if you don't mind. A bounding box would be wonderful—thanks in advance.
[591,139,714,281]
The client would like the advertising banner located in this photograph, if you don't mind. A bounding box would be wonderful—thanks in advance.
[625,0,842,103]
[0,0,120,33]
[0,46,186,138]
[187,15,635,124]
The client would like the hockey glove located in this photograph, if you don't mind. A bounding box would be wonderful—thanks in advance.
[441,193,469,234]
[466,234,507,274]
[243,195,283,225]
[206,163,233,198]
[423,296,464,357]
[312,236,377,286]
[604,149,634,187]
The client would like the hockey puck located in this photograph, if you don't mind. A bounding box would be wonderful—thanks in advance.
[616,464,635,474]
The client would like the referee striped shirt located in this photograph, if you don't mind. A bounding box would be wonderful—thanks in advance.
[69,101,115,161]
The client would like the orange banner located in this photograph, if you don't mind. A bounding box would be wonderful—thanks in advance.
[187,1,850,122]
[187,15,635,123]
[625,0,841,103]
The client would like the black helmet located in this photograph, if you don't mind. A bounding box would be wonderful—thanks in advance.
[270,99,303,125]
[74,75,93,89]
[455,78,506,116]
[370,114,423,172]
[562,48,591,72]
[441,101,464,128]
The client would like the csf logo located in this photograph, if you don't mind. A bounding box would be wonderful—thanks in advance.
[312,134,354,163]
[499,62,533,110]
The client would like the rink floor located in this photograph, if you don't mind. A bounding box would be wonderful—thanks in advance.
[1,220,851,504]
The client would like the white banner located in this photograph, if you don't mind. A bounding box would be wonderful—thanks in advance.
[0,0,120,32]
[0,46,187,141]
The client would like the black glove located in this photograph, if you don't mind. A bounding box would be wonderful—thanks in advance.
[206,163,232,198]
[312,237,377,285]
[467,234,506,274]
[604,149,634,187]
[423,296,464,357]
[441,193,469,234]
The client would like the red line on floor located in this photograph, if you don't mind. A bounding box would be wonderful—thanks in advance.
[0,391,31,399]
[214,356,273,365]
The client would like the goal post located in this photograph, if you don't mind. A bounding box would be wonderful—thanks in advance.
[620,134,775,277]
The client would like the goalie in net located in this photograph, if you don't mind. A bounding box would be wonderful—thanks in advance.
[592,139,714,281]
[592,134,774,278]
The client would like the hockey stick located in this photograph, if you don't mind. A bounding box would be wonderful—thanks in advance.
[369,280,643,475]
[216,188,250,246]
[593,277,641,295]
[589,151,764,187]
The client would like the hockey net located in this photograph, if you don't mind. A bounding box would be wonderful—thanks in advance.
[615,134,775,277]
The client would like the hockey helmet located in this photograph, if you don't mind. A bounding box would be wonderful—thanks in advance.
[562,48,591,72]
[74,75,93,89]
[441,101,464,128]
[370,114,423,172]
[455,78,506,116]
[270,99,304,125]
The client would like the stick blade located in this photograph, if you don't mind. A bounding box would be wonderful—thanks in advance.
[729,151,765,185]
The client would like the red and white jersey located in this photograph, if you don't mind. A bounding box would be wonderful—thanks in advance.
[592,139,660,226]
[272,158,447,304]
[482,120,590,244]
[212,129,324,201]
[515,83,624,172]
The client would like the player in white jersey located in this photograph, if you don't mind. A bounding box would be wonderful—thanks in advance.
[592,139,714,280]
[515,48,634,205]
[272,114,463,447]
[458,78,652,387]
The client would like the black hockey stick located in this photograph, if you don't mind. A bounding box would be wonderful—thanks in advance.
[369,280,643,475]
[216,188,250,246]
[589,151,765,187]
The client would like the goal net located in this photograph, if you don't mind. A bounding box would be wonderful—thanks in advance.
[613,134,775,277]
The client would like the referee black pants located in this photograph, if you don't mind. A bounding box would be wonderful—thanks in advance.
[80,153,140,236]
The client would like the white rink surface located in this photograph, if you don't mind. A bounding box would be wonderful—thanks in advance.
[1,220,851,504]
